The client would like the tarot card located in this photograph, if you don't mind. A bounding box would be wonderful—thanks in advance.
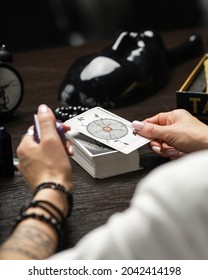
[68,129,115,156]
[65,107,150,154]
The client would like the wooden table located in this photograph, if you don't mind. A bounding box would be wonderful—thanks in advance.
[0,26,206,250]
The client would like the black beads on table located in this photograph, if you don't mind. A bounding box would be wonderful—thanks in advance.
[0,127,14,177]
[54,106,89,122]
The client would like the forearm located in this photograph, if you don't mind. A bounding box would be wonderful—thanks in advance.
[0,188,71,260]
[0,219,58,259]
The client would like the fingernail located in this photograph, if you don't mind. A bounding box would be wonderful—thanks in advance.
[68,145,74,155]
[132,120,145,131]
[152,146,161,154]
[166,149,178,157]
[178,152,186,157]
[38,104,48,113]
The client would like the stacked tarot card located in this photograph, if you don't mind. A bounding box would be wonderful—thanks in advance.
[65,129,141,178]
[65,107,149,178]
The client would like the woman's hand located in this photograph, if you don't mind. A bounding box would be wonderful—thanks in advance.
[17,104,73,191]
[132,109,208,159]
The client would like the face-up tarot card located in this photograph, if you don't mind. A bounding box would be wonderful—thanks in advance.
[65,107,150,154]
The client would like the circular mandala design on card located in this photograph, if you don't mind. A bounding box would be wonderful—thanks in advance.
[86,118,128,140]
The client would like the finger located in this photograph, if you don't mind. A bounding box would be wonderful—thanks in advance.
[149,140,162,149]
[20,125,35,142]
[17,129,37,161]
[66,140,74,156]
[144,112,172,126]
[148,141,162,155]
[161,148,179,158]
[62,123,71,133]
[132,120,168,140]
[56,121,71,133]
[21,127,34,140]
[149,142,181,158]
[161,142,173,150]
[161,148,186,159]
[37,104,59,141]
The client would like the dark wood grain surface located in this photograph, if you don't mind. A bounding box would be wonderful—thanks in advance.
[0,26,206,250]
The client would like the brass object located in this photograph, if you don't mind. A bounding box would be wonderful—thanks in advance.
[177,54,208,123]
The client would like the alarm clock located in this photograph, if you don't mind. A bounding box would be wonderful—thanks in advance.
[0,45,24,119]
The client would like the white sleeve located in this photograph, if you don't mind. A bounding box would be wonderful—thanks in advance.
[50,150,208,259]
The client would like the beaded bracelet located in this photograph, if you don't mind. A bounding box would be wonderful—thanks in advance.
[33,182,73,217]
[20,200,64,222]
[34,200,65,221]
[13,212,63,250]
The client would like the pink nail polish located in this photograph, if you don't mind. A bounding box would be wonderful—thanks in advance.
[38,104,48,113]
[68,145,74,155]
[166,149,178,157]
[132,121,145,131]
[178,152,186,157]
[152,146,161,154]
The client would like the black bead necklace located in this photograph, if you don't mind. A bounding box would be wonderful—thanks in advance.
[54,106,90,122]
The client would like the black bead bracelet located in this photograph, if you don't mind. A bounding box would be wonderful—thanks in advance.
[33,182,73,217]
[20,200,65,222]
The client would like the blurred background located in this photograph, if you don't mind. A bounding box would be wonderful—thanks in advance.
[0,0,204,52]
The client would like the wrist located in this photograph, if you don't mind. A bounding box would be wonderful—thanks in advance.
[33,182,73,218]
[33,189,69,218]
[35,179,73,192]
[10,182,73,255]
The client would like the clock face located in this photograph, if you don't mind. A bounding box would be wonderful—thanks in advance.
[86,118,128,140]
[0,63,24,116]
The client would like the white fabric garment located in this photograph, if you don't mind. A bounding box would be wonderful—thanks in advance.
[50,150,208,259]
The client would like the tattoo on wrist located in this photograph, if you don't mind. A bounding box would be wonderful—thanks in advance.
[1,224,56,259]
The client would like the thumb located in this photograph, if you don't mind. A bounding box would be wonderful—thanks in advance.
[132,120,167,140]
[37,104,58,140]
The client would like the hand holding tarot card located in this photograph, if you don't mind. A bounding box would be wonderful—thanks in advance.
[65,107,150,154]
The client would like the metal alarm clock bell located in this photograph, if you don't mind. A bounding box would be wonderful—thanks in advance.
[0,45,24,120]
